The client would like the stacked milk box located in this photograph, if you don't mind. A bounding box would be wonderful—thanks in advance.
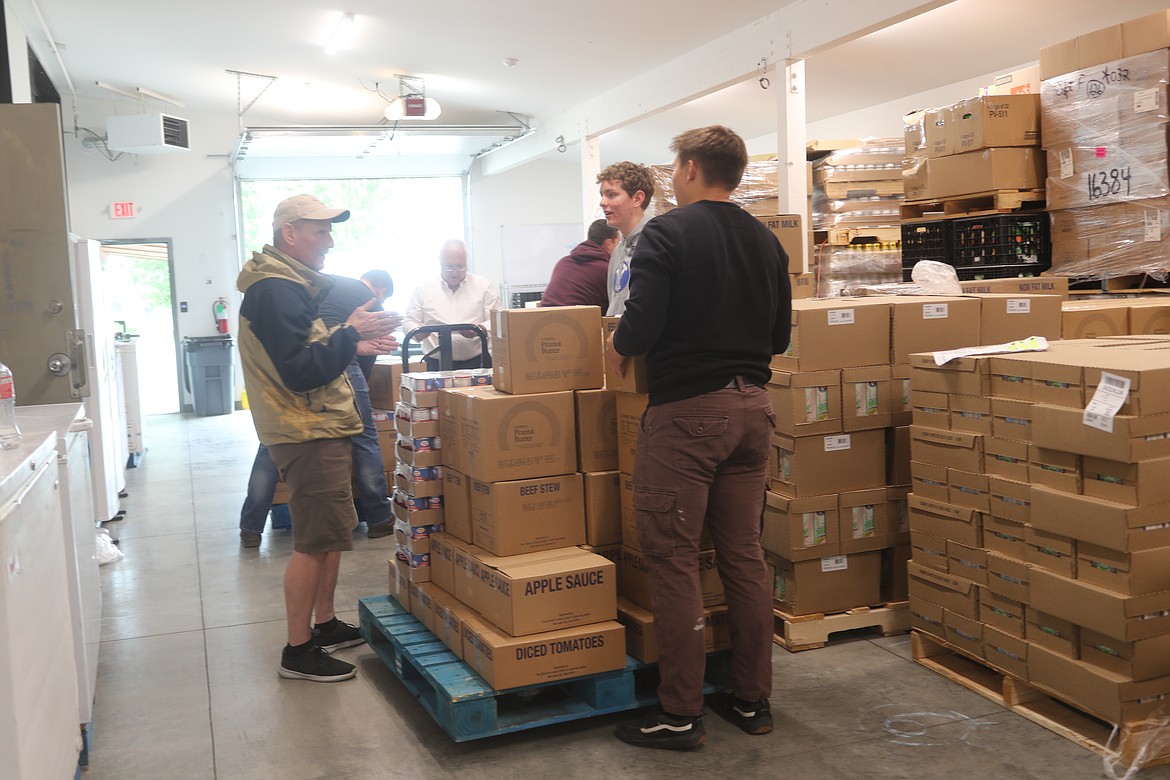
[411,306,629,690]
[602,316,734,662]
[907,336,1170,726]
[389,369,490,589]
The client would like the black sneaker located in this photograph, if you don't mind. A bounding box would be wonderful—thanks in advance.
[313,619,365,652]
[710,692,773,735]
[278,645,356,682]
[366,522,394,539]
[614,708,706,750]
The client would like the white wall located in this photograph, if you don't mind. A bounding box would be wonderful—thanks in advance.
[4,2,30,102]
[467,155,584,288]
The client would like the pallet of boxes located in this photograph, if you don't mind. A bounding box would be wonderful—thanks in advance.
[769,289,1064,651]
[901,88,1050,284]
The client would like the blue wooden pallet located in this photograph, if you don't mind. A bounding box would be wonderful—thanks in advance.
[358,595,730,742]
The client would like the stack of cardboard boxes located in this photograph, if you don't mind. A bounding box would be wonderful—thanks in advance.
[772,293,1063,617]
[1041,11,1170,279]
[602,316,733,663]
[399,306,627,690]
[907,336,1170,725]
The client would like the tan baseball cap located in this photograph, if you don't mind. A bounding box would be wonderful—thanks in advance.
[272,194,351,231]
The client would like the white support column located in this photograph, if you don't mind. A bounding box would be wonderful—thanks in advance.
[581,136,601,228]
[776,57,809,273]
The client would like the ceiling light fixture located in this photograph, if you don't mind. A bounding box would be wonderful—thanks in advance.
[324,12,355,55]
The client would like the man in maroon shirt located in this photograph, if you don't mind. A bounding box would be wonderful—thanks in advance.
[540,219,619,309]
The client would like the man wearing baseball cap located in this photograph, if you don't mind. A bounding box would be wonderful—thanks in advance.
[237,194,395,682]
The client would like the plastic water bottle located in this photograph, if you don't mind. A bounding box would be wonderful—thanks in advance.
[0,362,21,450]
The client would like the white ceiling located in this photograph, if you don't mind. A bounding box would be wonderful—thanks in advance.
[9,0,1170,170]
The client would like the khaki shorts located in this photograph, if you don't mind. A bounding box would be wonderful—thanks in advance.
[268,438,356,554]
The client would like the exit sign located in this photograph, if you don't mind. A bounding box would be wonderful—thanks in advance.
[111,201,136,219]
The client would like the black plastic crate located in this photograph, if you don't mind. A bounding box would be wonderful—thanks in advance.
[951,213,1049,269]
[900,220,951,268]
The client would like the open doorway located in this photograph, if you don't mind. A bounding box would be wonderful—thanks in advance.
[99,241,180,415]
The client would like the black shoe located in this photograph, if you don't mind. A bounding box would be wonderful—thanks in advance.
[240,531,261,548]
[278,645,356,682]
[366,522,394,539]
[313,619,365,652]
[710,692,773,735]
[614,708,706,750]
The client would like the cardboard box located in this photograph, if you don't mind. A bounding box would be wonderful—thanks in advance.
[771,429,886,498]
[958,276,1069,297]
[910,460,948,503]
[617,598,731,663]
[949,95,1041,153]
[575,389,618,472]
[429,585,471,657]
[909,354,991,397]
[982,625,1029,679]
[368,359,425,409]
[467,546,617,636]
[944,609,985,659]
[615,392,648,475]
[1082,455,1170,506]
[841,366,892,431]
[888,426,911,487]
[1030,567,1170,641]
[986,552,1031,603]
[492,306,604,394]
[839,489,889,554]
[890,296,982,364]
[989,355,1033,400]
[984,437,1030,483]
[1030,484,1170,552]
[460,611,626,690]
[470,473,586,556]
[1078,543,1170,597]
[1080,628,1170,681]
[621,546,723,610]
[1025,526,1077,578]
[986,475,1030,525]
[971,293,1063,345]
[890,364,913,426]
[790,272,816,299]
[1029,643,1170,725]
[923,148,1045,201]
[601,317,648,393]
[772,550,883,616]
[950,395,993,437]
[924,105,953,158]
[911,390,950,430]
[909,594,946,639]
[884,543,911,602]
[947,540,988,586]
[887,485,911,544]
[911,529,948,572]
[583,471,621,547]
[762,491,841,560]
[756,213,805,263]
[773,299,891,372]
[1026,609,1078,657]
[428,532,460,596]
[991,399,1033,443]
[908,493,982,549]
[1061,302,1128,340]
[443,386,577,482]
[768,369,843,437]
[948,469,990,513]
[980,589,1025,638]
[1028,445,1081,494]
[409,581,438,633]
[389,556,410,610]
[442,468,472,542]
[1032,404,1170,463]
[907,560,979,620]
[909,426,984,474]
[983,514,1027,561]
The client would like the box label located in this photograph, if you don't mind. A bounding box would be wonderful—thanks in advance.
[824,434,852,452]
[1146,210,1162,242]
[1005,299,1031,314]
[1135,88,1159,114]
[1082,372,1130,433]
[821,555,848,572]
[1059,148,1074,179]
[827,309,855,326]
[923,303,949,320]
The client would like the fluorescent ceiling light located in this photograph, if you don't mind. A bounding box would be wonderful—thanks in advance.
[385,97,442,121]
[324,12,355,55]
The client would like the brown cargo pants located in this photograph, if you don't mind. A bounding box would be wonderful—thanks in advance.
[632,379,775,717]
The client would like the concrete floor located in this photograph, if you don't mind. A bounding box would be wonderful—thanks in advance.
[84,411,1170,780]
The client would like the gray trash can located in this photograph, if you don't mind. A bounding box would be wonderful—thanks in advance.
[183,336,235,416]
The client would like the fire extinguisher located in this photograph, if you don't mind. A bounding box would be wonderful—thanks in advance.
[213,297,230,335]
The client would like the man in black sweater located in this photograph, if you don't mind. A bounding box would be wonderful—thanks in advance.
[607,126,791,750]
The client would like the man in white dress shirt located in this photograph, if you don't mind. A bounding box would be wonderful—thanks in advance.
[403,239,502,369]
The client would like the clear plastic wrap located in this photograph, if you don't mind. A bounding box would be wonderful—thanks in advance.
[1049,196,1170,280]
[1041,49,1170,211]
[811,244,903,297]
[649,160,781,216]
